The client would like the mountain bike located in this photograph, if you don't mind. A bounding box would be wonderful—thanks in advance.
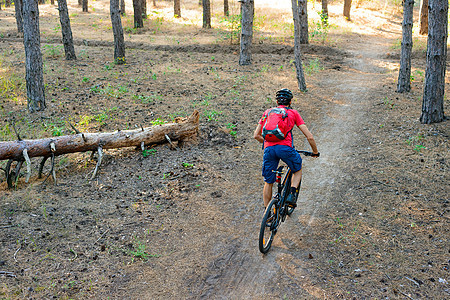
[259,150,318,254]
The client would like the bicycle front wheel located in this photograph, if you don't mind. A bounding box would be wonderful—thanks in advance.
[259,199,278,254]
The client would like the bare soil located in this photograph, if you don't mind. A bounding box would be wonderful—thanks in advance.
[0,1,449,299]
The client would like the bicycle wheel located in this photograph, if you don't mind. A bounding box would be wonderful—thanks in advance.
[259,199,278,254]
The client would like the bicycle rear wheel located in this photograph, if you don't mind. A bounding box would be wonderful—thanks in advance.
[259,199,278,254]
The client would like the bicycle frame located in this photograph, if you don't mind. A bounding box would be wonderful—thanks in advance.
[270,166,292,231]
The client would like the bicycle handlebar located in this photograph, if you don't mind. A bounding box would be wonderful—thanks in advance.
[297,150,320,157]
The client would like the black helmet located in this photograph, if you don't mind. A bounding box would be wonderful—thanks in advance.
[276,88,293,105]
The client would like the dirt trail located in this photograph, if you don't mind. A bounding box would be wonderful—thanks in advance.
[185,35,398,300]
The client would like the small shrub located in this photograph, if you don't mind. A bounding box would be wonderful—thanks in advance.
[203,110,222,122]
[43,45,64,58]
[226,123,237,137]
[151,118,166,126]
[142,149,157,157]
[303,58,323,76]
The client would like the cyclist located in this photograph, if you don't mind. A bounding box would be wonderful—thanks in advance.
[253,88,319,209]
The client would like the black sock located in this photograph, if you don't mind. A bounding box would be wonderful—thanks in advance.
[290,187,297,194]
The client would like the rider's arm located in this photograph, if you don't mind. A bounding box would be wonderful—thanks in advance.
[253,124,264,143]
[298,124,319,154]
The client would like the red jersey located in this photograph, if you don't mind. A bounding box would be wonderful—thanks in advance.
[259,105,304,149]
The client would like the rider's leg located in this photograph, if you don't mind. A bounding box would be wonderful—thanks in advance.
[263,182,273,208]
[291,168,302,190]
[286,168,302,207]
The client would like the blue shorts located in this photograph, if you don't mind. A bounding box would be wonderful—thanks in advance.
[262,145,302,184]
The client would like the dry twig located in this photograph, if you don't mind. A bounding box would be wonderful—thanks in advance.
[91,146,103,180]
[14,245,21,262]
[0,271,17,278]
[398,289,416,300]
[23,149,31,183]
[95,229,110,243]
[405,276,421,287]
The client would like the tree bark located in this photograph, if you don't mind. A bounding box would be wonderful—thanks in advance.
[174,0,181,18]
[120,0,125,15]
[321,0,328,25]
[133,0,143,28]
[224,0,229,16]
[396,0,414,93]
[58,0,77,60]
[82,0,88,12]
[142,0,147,19]
[78,0,82,6]
[419,0,428,35]
[420,0,447,124]
[5,0,10,8]
[298,0,308,44]
[343,0,352,20]
[239,0,254,65]
[110,0,126,64]
[14,0,23,34]
[0,111,200,161]
[292,0,307,91]
[202,0,211,28]
[22,0,46,112]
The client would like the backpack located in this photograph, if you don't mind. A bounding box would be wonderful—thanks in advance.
[262,107,291,142]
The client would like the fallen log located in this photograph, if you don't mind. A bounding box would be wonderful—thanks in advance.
[1,111,199,187]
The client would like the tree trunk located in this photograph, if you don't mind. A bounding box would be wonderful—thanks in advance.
[321,0,328,25]
[110,0,126,64]
[239,0,253,65]
[291,0,307,91]
[153,0,156,7]
[419,0,428,35]
[120,0,125,15]
[224,0,229,16]
[14,0,23,34]
[298,0,308,44]
[174,0,181,18]
[22,0,46,112]
[133,0,143,28]
[58,0,77,60]
[420,0,447,124]
[142,0,147,19]
[1,112,199,186]
[5,0,10,7]
[202,0,211,28]
[51,0,55,5]
[343,0,352,20]
[396,0,414,93]
[78,0,82,6]
[82,0,88,12]
[0,111,200,161]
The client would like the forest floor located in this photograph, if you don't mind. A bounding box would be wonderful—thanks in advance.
[0,1,449,299]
